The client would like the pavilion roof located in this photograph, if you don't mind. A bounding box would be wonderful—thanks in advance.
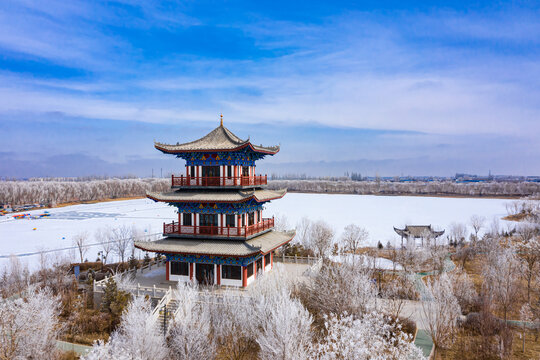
[146,188,287,203]
[154,123,279,155]
[393,225,445,238]
[134,230,295,257]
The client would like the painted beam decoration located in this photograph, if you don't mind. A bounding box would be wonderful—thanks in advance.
[178,148,267,167]
[173,200,264,214]
[164,253,261,266]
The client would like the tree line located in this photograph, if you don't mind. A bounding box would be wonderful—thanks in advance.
[269,179,540,197]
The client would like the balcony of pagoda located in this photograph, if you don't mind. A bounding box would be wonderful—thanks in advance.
[163,217,275,240]
[171,174,268,188]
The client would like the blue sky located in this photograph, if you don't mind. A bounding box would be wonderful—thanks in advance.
[0,0,539,177]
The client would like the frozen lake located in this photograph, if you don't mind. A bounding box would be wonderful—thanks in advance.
[0,193,513,270]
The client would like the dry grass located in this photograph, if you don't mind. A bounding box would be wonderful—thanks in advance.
[434,329,540,360]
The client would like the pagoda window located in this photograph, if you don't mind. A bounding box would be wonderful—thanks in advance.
[171,261,189,276]
[183,213,192,226]
[226,165,232,178]
[242,166,249,176]
[225,214,235,227]
[189,166,196,177]
[246,262,254,278]
[248,212,255,226]
[222,265,241,280]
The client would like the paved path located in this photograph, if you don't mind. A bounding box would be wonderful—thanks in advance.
[56,340,92,356]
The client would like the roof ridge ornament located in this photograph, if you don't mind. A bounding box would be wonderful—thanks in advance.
[220,113,223,126]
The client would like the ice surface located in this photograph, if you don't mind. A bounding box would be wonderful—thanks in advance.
[0,194,513,270]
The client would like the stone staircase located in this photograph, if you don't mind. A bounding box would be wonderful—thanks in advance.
[156,299,178,336]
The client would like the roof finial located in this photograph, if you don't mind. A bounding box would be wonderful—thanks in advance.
[220,113,223,126]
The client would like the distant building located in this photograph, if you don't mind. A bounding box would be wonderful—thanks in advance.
[135,116,295,287]
[393,225,445,247]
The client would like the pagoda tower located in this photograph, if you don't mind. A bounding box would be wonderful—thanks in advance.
[135,116,295,287]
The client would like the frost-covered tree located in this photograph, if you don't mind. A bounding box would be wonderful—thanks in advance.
[341,224,368,255]
[299,262,377,318]
[0,286,60,359]
[254,288,312,360]
[421,273,461,356]
[382,272,418,319]
[168,282,215,360]
[449,269,477,313]
[308,220,334,258]
[312,312,425,360]
[515,223,540,302]
[483,246,520,322]
[85,296,167,360]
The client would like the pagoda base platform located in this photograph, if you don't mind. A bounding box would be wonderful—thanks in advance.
[134,230,295,287]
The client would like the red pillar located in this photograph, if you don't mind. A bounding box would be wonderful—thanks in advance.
[262,254,265,269]
[216,265,221,285]
[189,263,194,280]
[253,262,256,280]
[166,261,170,281]
[196,166,200,185]
[271,252,273,269]
[242,266,247,287]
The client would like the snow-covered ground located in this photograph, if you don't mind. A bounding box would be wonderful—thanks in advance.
[0,193,512,270]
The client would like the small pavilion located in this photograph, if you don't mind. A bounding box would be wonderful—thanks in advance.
[393,225,445,247]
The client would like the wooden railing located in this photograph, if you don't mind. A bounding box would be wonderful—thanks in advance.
[171,175,267,187]
[163,217,274,238]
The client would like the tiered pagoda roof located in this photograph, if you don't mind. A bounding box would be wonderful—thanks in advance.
[155,123,280,154]
[135,230,295,258]
[146,189,286,203]
[394,225,445,238]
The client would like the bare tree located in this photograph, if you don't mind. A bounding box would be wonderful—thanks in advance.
[470,215,485,243]
[295,217,312,248]
[96,226,113,264]
[73,231,89,263]
[421,273,461,357]
[308,220,334,258]
[111,225,133,264]
[341,224,368,255]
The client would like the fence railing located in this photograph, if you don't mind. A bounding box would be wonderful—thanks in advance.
[163,217,274,238]
[274,254,321,265]
[147,286,172,328]
[172,175,267,187]
[93,258,166,295]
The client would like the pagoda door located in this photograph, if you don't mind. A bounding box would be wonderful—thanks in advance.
[202,166,220,186]
[196,263,214,285]
[200,214,218,235]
